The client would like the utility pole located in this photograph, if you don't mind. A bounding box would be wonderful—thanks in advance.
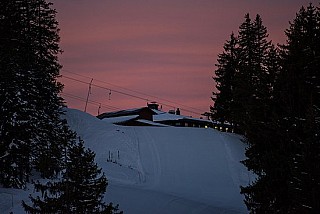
[84,78,93,112]
[98,103,101,115]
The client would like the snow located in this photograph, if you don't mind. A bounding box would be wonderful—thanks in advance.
[153,111,187,121]
[102,115,139,124]
[153,110,213,124]
[135,119,171,127]
[0,108,254,213]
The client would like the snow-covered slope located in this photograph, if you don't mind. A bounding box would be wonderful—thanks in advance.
[0,108,253,213]
[65,109,253,213]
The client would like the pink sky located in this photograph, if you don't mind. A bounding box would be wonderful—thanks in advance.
[52,0,318,117]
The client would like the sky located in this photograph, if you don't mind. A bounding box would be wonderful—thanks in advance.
[52,0,319,117]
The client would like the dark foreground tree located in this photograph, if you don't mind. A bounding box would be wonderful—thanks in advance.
[232,13,274,135]
[0,0,66,187]
[241,3,320,213]
[275,4,320,212]
[212,14,276,135]
[1,1,121,212]
[23,138,122,214]
[211,32,238,125]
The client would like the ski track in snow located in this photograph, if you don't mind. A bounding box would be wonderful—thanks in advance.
[135,127,162,187]
[219,133,244,189]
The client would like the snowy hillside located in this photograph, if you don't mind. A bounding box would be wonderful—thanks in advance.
[0,108,253,213]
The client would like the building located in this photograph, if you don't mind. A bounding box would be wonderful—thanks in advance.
[153,110,213,128]
[97,107,158,126]
[97,103,215,129]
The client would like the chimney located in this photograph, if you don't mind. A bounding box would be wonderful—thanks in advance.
[147,102,159,110]
[176,108,180,115]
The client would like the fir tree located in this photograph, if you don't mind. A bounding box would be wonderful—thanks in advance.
[1,1,120,212]
[276,4,320,212]
[0,0,37,188]
[0,0,67,187]
[21,0,66,179]
[241,3,320,213]
[211,32,238,126]
[64,138,111,213]
[23,138,122,214]
[212,13,282,213]
[232,13,273,134]
[234,15,279,213]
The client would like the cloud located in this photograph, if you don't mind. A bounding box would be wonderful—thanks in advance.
[53,0,318,117]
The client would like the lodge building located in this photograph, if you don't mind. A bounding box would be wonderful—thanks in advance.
[97,102,232,132]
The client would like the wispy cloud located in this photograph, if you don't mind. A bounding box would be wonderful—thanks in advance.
[53,0,318,116]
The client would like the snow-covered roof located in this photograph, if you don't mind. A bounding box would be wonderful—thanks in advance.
[153,111,184,121]
[101,115,139,124]
[150,109,166,115]
[153,110,213,124]
[99,107,213,125]
[136,119,171,127]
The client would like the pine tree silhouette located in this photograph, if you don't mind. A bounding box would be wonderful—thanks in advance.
[23,138,122,214]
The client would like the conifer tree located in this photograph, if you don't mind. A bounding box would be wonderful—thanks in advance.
[1,1,120,212]
[240,44,282,213]
[241,3,320,213]
[23,138,122,214]
[0,0,37,188]
[232,13,273,134]
[64,138,112,213]
[0,0,67,187]
[211,32,238,125]
[211,13,281,213]
[275,4,320,212]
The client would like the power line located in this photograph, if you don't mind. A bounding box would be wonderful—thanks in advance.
[60,75,203,116]
[61,70,206,113]
[59,73,205,116]
[61,75,154,103]
[61,92,121,111]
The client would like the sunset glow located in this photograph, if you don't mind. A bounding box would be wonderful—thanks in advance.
[52,0,318,117]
